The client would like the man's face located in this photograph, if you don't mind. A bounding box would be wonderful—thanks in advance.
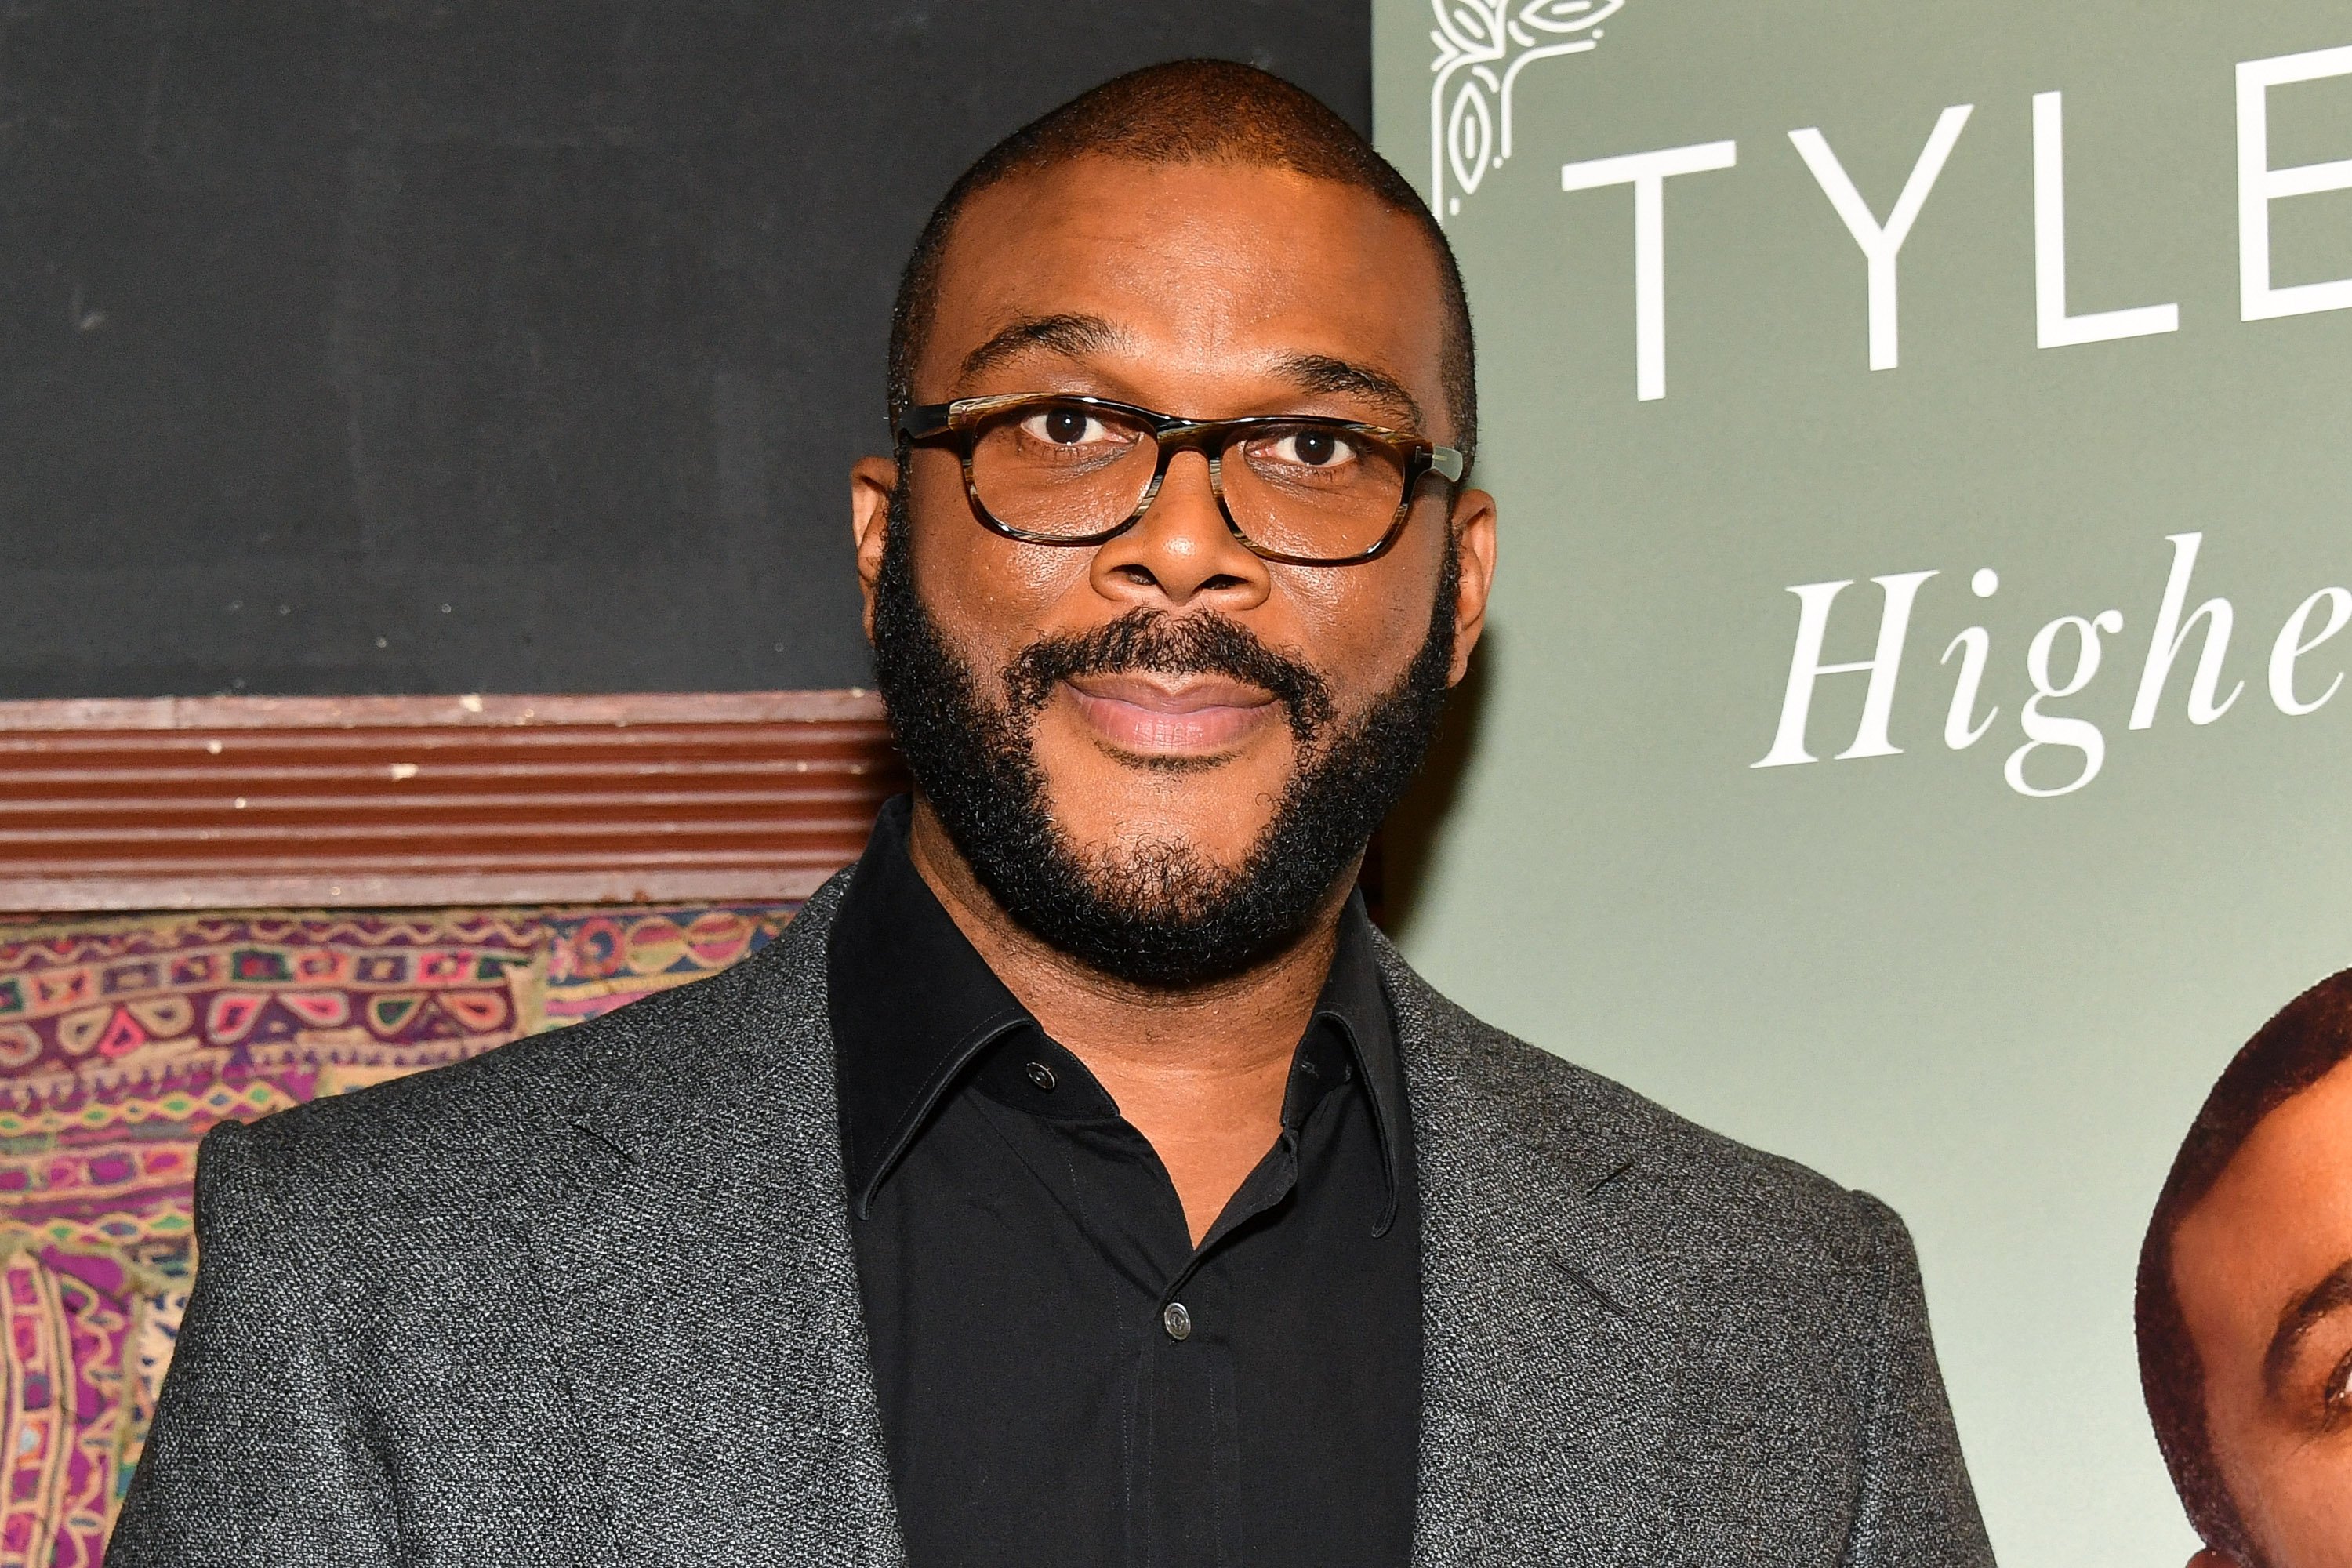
[2173,1058,2352,1568]
[851,156,1495,981]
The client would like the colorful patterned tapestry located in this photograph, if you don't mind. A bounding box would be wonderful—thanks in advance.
[0,902,796,1568]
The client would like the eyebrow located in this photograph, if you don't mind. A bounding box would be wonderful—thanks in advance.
[956,313,1127,387]
[1270,353,1428,435]
[951,322,1432,437]
[2263,1257,2352,1401]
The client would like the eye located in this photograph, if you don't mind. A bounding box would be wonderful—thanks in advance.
[1265,427,1357,469]
[1020,406,1112,446]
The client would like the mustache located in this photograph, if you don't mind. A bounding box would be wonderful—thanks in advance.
[1003,609,1335,741]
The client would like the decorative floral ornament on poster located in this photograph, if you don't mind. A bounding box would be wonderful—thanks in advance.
[1428,0,1624,220]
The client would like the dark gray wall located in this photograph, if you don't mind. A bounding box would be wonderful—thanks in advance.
[0,1,1368,699]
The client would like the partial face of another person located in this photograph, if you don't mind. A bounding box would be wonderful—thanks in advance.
[2172,1057,2352,1568]
[855,156,1494,985]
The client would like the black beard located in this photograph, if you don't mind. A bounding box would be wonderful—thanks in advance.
[868,482,1458,988]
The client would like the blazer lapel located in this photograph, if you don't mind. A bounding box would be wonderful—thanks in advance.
[1384,951,1697,1568]
[521,898,1708,1566]
[524,884,904,1567]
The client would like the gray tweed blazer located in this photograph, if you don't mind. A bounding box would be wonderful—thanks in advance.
[107,873,1995,1566]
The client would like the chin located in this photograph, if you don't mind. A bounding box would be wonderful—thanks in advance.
[1058,783,1276,879]
[1036,739,1292,868]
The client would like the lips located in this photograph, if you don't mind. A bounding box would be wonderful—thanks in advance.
[1062,672,1281,755]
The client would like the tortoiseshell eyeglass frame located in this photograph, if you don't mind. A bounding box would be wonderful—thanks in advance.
[893,392,1468,567]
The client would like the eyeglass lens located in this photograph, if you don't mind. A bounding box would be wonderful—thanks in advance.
[967,401,1410,559]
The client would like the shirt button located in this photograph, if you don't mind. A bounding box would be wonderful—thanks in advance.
[1162,1301,1192,1341]
[1024,1061,1057,1091]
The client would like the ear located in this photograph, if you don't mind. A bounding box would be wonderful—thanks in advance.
[850,455,898,643]
[2190,1551,2245,1568]
[1444,486,1499,687]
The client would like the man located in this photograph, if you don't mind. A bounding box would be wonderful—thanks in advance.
[2140,970,2352,1568]
[109,61,1991,1566]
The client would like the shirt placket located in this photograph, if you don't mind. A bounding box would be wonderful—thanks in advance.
[1134,1125,1303,1568]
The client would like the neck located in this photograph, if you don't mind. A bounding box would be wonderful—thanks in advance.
[906,794,1356,1243]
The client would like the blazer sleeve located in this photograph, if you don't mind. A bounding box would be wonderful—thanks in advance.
[104,1118,400,1567]
[1841,1193,1998,1568]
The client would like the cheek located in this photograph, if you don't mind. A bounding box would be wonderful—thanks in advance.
[1274,541,1445,698]
[2234,1445,2352,1568]
[906,467,1091,659]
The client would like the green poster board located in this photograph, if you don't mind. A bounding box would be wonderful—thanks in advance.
[1372,2,2352,1560]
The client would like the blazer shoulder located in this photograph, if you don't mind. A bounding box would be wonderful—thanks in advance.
[1384,950,1900,1274]
[220,925,808,1222]
[238,882,849,1200]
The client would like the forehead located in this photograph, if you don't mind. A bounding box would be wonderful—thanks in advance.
[921,157,1450,414]
[2175,1061,2352,1343]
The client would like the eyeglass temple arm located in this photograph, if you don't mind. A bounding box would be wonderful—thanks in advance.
[894,404,956,443]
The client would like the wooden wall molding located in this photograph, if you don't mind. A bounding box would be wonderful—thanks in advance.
[0,690,904,912]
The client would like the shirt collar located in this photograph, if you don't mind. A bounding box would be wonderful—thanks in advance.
[826,795,1406,1230]
[1313,884,1407,1235]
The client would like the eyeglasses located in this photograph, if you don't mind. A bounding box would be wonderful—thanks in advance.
[895,394,1466,567]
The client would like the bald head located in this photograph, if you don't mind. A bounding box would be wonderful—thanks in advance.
[887,59,1476,464]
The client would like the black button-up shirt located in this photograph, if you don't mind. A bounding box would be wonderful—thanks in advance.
[828,797,1421,1568]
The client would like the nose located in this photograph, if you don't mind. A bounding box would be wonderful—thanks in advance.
[1086,448,1272,612]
